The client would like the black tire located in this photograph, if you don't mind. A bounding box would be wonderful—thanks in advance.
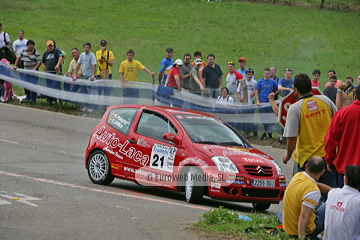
[87,150,115,185]
[185,166,204,204]
[252,203,271,211]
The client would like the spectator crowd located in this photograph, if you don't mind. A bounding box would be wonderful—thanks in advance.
[1,23,360,239]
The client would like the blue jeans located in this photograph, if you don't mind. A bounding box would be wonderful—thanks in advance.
[97,74,112,97]
[123,87,139,105]
[333,170,344,188]
[45,72,61,102]
[259,105,274,133]
[290,203,326,239]
[23,73,39,102]
[308,202,326,239]
[207,87,220,98]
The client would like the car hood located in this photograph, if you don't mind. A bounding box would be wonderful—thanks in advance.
[193,144,274,166]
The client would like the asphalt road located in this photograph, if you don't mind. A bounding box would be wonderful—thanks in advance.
[0,103,292,240]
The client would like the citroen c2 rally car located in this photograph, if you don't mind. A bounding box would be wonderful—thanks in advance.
[85,105,286,210]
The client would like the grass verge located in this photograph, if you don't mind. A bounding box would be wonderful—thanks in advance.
[191,206,292,240]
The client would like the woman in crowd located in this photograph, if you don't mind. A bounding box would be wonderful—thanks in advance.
[215,86,234,108]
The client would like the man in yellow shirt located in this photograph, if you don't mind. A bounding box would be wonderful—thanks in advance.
[119,49,154,104]
[283,156,332,239]
[96,40,115,98]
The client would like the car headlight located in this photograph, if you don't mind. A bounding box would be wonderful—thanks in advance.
[211,156,239,173]
[272,160,284,176]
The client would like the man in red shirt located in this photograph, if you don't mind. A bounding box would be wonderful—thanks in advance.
[324,85,360,188]
[311,69,321,89]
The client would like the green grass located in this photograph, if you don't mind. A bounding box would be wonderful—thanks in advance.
[193,206,293,239]
[2,0,360,95]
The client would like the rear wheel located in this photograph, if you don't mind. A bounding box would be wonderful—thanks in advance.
[185,167,204,204]
[252,203,271,211]
[87,150,115,185]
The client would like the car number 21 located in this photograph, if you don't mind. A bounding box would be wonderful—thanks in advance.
[150,143,177,173]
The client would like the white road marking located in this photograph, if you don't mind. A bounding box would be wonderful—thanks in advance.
[0,191,41,207]
[0,199,12,205]
[0,171,210,211]
[0,139,19,144]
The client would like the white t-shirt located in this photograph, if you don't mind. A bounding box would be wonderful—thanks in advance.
[0,32,11,48]
[323,185,360,240]
[12,39,28,57]
[216,95,234,107]
[236,79,257,104]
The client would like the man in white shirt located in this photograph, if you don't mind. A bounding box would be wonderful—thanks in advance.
[237,68,258,138]
[12,30,27,59]
[323,165,360,240]
[0,23,11,48]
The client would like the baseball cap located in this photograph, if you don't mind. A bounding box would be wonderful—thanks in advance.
[238,57,246,63]
[174,59,183,65]
[100,40,107,45]
[166,47,173,53]
[194,59,202,65]
[46,40,54,46]
[0,23,2,27]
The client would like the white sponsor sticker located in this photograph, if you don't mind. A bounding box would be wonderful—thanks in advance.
[150,143,177,173]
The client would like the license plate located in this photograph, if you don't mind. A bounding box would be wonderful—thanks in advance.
[251,179,275,187]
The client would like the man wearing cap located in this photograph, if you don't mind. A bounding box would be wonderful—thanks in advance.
[189,59,205,95]
[191,51,207,85]
[165,59,183,90]
[179,53,193,91]
[41,40,63,105]
[202,54,223,98]
[0,23,11,48]
[237,57,254,79]
[96,40,114,99]
[237,58,248,77]
[158,48,173,85]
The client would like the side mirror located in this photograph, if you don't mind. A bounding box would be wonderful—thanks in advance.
[163,132,181,145]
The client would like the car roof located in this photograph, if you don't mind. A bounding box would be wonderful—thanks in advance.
[107,105,219,118]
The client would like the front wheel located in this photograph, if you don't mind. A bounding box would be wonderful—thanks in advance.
[185,167,204,204]
[87,150,115,185]
[252,203,271,211]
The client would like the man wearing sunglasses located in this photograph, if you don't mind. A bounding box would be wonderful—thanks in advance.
[179,53,193,91]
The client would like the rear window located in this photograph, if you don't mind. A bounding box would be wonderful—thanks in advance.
[107,108,138,135]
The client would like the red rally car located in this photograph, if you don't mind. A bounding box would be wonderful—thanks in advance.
[85,105,286,210]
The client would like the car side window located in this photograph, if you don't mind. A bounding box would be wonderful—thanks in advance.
[136,111,177,142]
[107,108,138,135]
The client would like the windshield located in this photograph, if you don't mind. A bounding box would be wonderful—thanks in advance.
[175,115,251,147]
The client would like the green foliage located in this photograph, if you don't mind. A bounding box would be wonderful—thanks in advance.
[193,206,293,239]
[2,0,360,92]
